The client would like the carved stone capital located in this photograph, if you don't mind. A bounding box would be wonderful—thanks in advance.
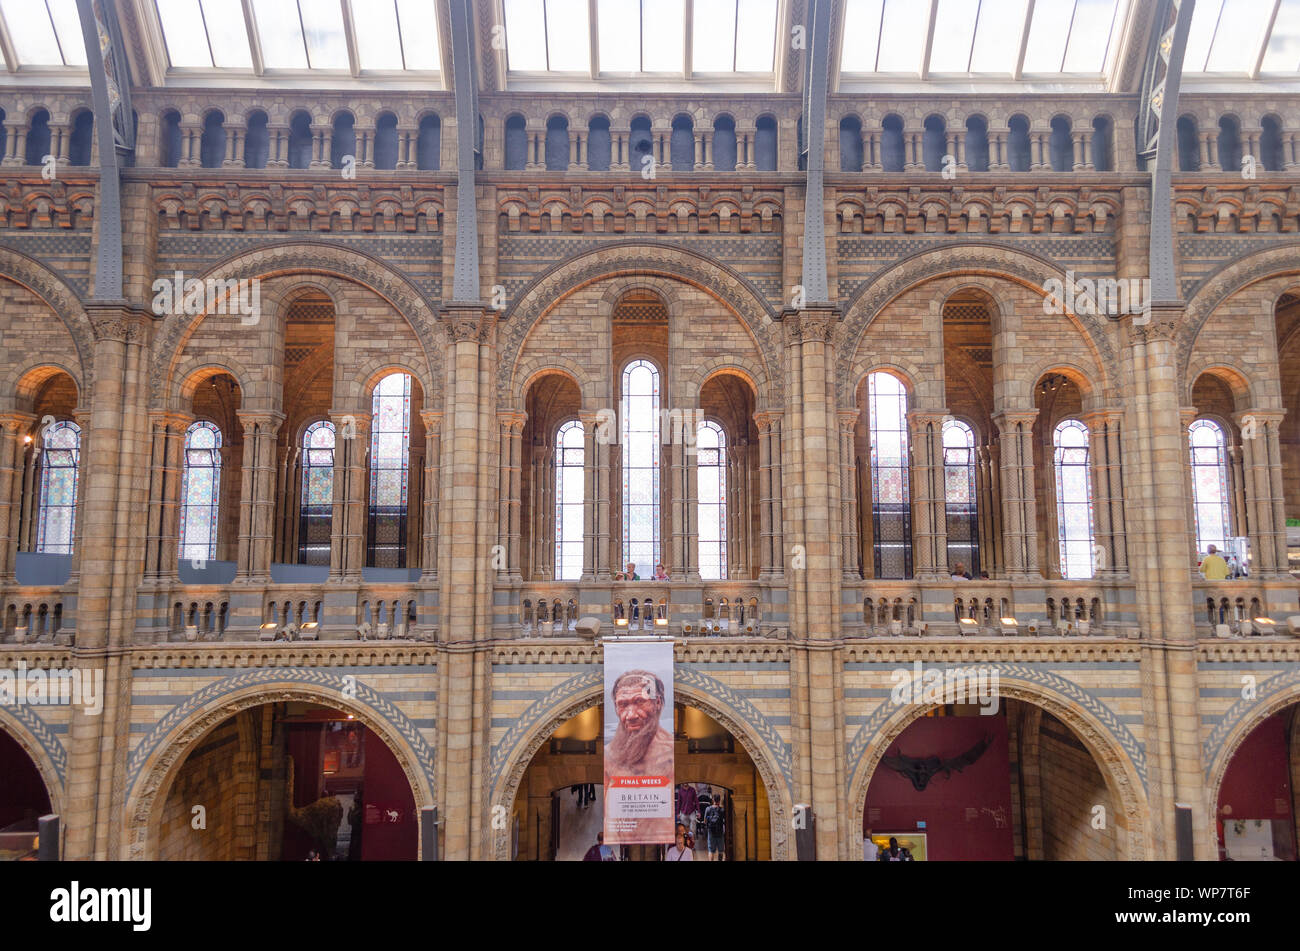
[442,304,495,345]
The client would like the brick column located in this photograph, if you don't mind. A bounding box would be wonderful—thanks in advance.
[977,441,1003,575]
[579,413,599,580]
[235,413,282,582]
[755,411,784,578]
[530,432,553,579]
[670,436,700,580]
[329,410,369,581]
[0,413,34,581]
[994,410,1040,578]
[267,124,289,167]
[1082,408,1128,576]
[838,412,860,579]
[224,118,246,167]
[420,410,441,582]
[2,117,27,166]
[1236,409,1288,577]
[908,410,949,579]
[143,411,191,582]
[310,123,330,168]
[990,130,1008,170]
[496,412,524,581]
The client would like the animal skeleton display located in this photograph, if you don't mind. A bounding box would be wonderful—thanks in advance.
[882,735,992,792]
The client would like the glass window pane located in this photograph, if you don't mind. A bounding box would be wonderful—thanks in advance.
[505,0,548,69]
[929,0,979,72]
[251,0,308,68]
[734,0,777,70]
[300,0,348,68]
[693,0,736,71]
[354,0,404,69]
[1022,0,1073,72]
[1184,0,1224,71]
[397,0,441,70]
[1205,0,1274,72]
[840,0,883,71]
[46,0,86,65]
[547,0,590,70]
[875,0,927,72]
[598,0,639,69]
[3,0,67,65]
[1061,0,1119,72]
[158,0,215,68]
[1261,0,1300,71]
[969,0,1027,72]
[642,0,684,71]
[202,0,253,67]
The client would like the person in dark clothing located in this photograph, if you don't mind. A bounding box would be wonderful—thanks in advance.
[880,836,914,861]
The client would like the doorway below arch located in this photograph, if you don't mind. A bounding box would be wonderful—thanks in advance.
[1215,706,1298,861]
[0,728,52,860]
[514,703,771,860]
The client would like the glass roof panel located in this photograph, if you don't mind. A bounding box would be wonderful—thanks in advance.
[546,0,590,71]
[693,0,736,72]
[1060,0,1120,73]
[354,1,404,69]
[156,0,212,67]
[1261,0,1300,72]
[929,0,981,73]
[396,0,440,71]
[734,0,777,71]
[298,0,347,69]
[203,0,253,68]
[504,0,548,70]
[1205,0,1273,71]
[1021,0,1073,72]
[969,0,1028,71]
[251,0,308,69]
[2,0,73,66]
[46,0,86,66]
[874,0,927,72]
[642,0,684,72]
[839,0,883,72]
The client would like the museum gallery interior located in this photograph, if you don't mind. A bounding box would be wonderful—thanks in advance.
[3,0,1300,863]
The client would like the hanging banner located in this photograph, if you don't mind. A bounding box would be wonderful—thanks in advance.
[603,640,675,845]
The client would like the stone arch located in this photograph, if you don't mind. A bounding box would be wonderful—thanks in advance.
[0,705,65,818]
[124,672,436,860]
[4,362,83,414]
[149,242,442,408]
[350,358,436,412]
[497,242,783,410]
[1203,668,1300,805]
[1022,358,1102,410]
[845,673,1148,860]
[836,245,1117,409]
[516,364,592,413]
[852,362,925,407]
[688,360,768,411]
[489,669,794,860]
[0,248,93,394]
[172,359,256,412]
[1185,361,1263,411]
[1178,244,1300,380]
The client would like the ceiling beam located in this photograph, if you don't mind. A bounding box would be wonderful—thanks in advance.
[800,0,831,304]
[1148,0,1195,303]
[448,0,480,302]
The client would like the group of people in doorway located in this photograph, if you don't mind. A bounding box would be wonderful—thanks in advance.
[863,830,915,862]
[582,785,728,861]
[612,562,673,581]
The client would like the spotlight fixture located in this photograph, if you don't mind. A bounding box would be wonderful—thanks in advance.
[958,617,979,634]
[1253,617,1277,634]
[1038,374,1070,396]
[1287,616,1300,636]
[258,622,278,641]
[999,616,1019,636]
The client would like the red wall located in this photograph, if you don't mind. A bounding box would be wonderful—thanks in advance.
[1216,710,1295,858]
[0,729,51,828]
[863,715,1014,861]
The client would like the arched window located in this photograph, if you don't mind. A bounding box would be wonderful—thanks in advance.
[942,418,978,576]
[1189,419,1231,555]
[298,420,335,566]
[697,420,727,580]
[1053,419,1095,579]
[368,373,411,568]
[868,372,911,578]
[35,420,80,554]
[622,360,660,577]
[554,420,585,581]
[180,421,222,562]
[416,114,440,170]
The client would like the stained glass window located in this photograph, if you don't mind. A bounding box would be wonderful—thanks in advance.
[554,419,585,580]
[369,373,411,568]
[622,359,660,578]
[1054,419,1095,579]
[869,372,911,578]
[180,421,222,562]
[298,419,335,566]
[1189,418,1232,554]
[697,420,728,580]
[943,418,979,576]
[35,420,79,554]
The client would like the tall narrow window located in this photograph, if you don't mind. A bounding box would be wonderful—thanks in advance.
[621,359,660,577]
[180,421,222,562]
[697,420,728,580]
[298,420,335,566]
[35,420,80,554]
[1053,419,1095,579]
[942,418,979,576]
[1189,418,1231,555]
[369,373,411,568]
[554,419,585,581]
[869,372,911,578]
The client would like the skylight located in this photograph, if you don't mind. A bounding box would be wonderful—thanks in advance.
[0,0,88,68]
[152,0,442,76]
[840,0,1126,78]
[1185,0,1300,76]
[503,0,778,78]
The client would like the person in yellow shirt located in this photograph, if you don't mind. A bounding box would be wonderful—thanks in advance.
[1200,544,1230,580]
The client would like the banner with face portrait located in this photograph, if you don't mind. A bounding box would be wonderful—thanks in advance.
[603,640,675,845]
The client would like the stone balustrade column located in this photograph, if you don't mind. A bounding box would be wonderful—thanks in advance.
[0,413,34,582]
[266,125,288,167]
[47,120,69,166]
[329,411,369,582]
[526,127,544,169]
[420,411,441,581]
[308,124,328,168]
[995,410,1040,578]
[612,130,629,170]
[1286,132,1300,169]
[568,130,582,169]
[496,412,524,581]
[909,411,949,579]
[990,130,1008,170]
[224,119,245,167]
[1078,130,1093,170]
[862,129,878,170]
[1201,132,1219,170]
[531,435,552,579]
[235,413,283,582]
[1032,132,1048,170]
[2,118,27,166]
